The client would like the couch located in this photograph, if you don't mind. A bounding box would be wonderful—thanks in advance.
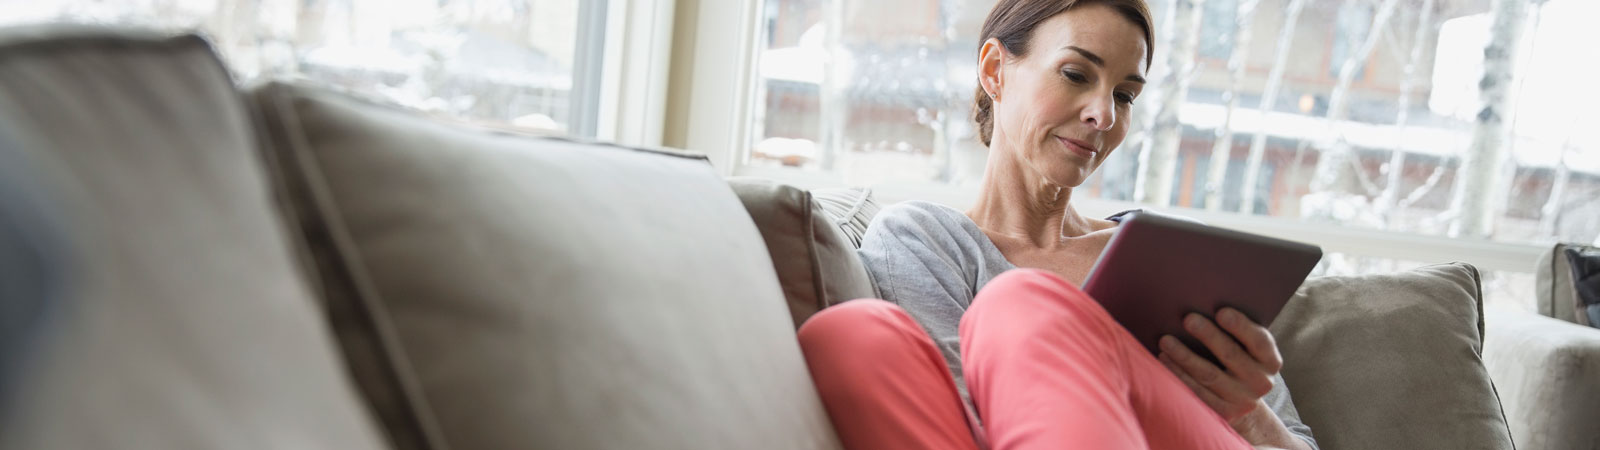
[0,27,1591,450]
[1483,243,1600,450]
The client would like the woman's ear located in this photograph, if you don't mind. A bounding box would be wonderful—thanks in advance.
[978,38,1005,102]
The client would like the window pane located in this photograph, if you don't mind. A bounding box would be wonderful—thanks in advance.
[2,0,593,135]
[1317,253,1536,312]
[749,0,1600,246]
[753,0,987,185]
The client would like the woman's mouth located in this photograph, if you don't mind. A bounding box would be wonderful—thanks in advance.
[1057,136,1098,159]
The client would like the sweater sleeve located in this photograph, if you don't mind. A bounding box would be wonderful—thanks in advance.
[1265,373,1319,449]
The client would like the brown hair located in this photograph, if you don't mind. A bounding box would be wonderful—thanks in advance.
[972,0,1154,146]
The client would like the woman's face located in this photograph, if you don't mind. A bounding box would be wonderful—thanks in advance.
[980,3,1148,188]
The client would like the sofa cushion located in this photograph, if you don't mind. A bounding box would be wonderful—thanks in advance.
[250,82,842,450]
[728,178,877,328]
[0,29,388,450]
[1270,263,1514,450]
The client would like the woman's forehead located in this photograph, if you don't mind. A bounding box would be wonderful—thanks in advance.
[1031,4,1149,73]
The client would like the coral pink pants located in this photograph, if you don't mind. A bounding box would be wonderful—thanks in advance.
[798,268,1254,450]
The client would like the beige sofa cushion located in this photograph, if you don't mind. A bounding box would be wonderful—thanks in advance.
[250,82,842,450]
[1271,263,1514,450]
[728,178,877,328]
[0,29,388,450]
[1483,305,1600,450]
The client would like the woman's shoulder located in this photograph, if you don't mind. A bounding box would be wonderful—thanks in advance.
[865,200,981,244]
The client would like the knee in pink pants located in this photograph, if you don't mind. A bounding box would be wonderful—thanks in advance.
[800,269,1252,450]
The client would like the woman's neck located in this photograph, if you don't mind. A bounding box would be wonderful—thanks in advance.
[966,139,1100,249]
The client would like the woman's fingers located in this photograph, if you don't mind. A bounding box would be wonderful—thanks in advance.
[1158,352,1226,411]
[1159,334,1255,403]
[1182,313,1275,398]
[1215,308,1284,374]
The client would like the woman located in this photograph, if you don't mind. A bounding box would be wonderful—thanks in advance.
[796,1,1318,449]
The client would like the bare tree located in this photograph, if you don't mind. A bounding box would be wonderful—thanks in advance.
[1201,0,1261,211]
[1376,0,1436,226]
[1136,0,1205,206]
[818,0,847,171]
[1538,144,1571,237]
[1237,0,1306,214]
[1305,0,1401,202]
[1448,0,1528,238]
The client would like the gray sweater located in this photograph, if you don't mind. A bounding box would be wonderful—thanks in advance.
[858,200,1318,448]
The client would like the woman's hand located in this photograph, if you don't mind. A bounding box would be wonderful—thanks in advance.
[1155,307,1281,423]
[1156,308,1312,449]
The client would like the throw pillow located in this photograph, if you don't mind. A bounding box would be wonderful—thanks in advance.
[728,178,878,328]
[1535,243,1595,324]
[811,186,880,248]
[251,82,841,450]
[1564,246,1600,327]
[1270,262,1514,450]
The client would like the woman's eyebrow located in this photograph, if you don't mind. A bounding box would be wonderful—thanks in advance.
[1064,46,1104,66]
[1064,45,1146,84]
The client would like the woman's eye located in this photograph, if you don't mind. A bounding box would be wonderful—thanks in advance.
[1115,92,1136,105]
[1061,70,1087,82]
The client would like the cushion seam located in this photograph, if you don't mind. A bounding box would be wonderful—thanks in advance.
[258,84,452,450]
[802,190,828,313]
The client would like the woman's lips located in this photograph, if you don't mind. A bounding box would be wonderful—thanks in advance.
[1057,136,1098,159]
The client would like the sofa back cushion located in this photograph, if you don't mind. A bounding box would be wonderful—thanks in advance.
[250,82,842,450]
[0,29,388,450]
[1271,263,1514,450]
[728,178,877,328]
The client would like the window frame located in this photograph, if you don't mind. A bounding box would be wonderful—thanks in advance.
[596,0,678,147]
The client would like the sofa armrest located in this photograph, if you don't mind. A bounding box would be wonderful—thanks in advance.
[1483,306,1600,450]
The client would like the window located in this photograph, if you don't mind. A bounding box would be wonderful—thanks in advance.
[1329,1,1372,80]
[1198,0,1237,60]
[2,0,609,137]
[747,0,1600,309]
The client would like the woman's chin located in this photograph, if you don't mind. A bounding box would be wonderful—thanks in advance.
[1040,162,1095,189]
[1043,170,1092,191]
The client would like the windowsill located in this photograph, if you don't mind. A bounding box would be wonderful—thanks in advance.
[735,164,1547,275]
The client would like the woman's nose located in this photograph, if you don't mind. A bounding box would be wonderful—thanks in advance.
[1081,98,1114,131]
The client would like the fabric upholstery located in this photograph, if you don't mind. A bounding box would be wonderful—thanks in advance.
[1562,246,1600,327]
[0,28,389,450]
[1536,243,1595,325]
[810,187,881,249]
[1483,305,1600,450]
[1269,263,1514,450]
[0,123,64,409]
[728,178,878,328]
[250,82,843,450]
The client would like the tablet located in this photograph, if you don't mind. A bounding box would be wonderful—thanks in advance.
[1082,211,1322,364]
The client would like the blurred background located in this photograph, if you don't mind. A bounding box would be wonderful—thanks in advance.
[3,0,1594,309]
